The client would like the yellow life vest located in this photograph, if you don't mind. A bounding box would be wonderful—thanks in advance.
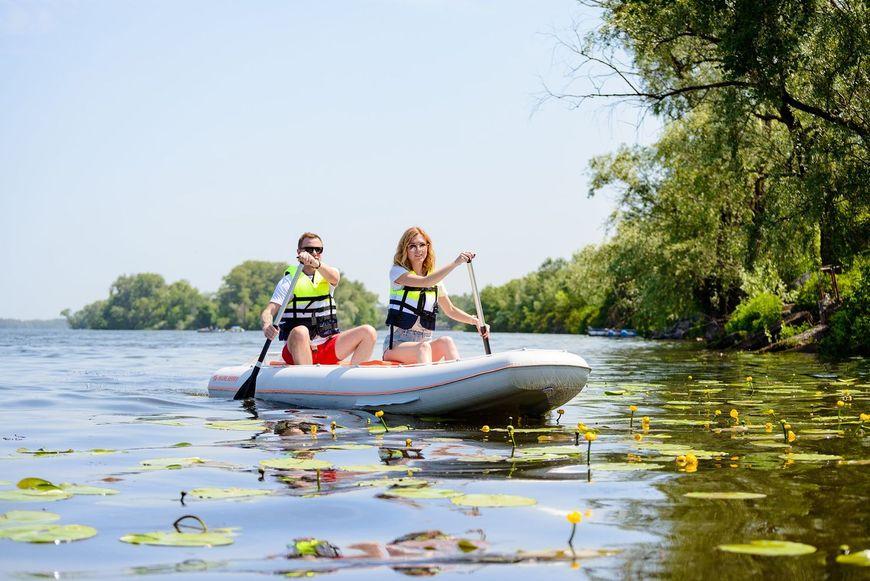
[278,265,339,341]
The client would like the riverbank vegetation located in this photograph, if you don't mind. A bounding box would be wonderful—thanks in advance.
[478,0,867,355]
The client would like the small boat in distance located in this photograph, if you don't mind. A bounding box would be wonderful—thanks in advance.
[587,327,638,338]
[208,349,590,416]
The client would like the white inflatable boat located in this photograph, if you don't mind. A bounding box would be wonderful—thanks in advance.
[208,349,590,415]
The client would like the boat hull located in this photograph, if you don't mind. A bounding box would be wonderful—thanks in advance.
[208,349,590,416]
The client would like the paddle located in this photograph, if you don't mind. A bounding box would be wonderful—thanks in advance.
[233,265,305,400]
[466,260,491,355]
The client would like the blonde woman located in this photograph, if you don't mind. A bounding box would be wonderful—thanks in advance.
[383,226,490,364]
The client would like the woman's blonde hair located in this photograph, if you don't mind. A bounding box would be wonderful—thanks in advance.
[393,226,435,274]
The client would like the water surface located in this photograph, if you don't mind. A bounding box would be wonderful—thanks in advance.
[0,329,867,579]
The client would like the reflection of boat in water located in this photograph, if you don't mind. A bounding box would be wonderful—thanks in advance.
[208,349,591,416]
[197,327,224,333]
[587,327,638,338]
[228,326,245,333]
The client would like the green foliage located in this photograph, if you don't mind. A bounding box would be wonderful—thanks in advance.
[334,277,380,329]
[725,293,783,335]
[779,321,813,341]
[820,257,870,356]
[62,263,382,332]
[215,261,286,329]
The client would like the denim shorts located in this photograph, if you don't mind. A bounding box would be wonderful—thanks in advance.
[383,327,433,354]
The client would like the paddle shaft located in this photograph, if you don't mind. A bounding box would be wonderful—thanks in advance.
[233,265,305,400]
[466,260,491,355]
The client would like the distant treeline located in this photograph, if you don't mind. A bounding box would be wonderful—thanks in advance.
[0,318,68,329]
[62,261,382,331]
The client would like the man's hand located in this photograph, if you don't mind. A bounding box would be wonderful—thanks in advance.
[262,322,279,340]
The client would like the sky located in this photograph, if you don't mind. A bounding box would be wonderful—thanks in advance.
[0,0,659,320]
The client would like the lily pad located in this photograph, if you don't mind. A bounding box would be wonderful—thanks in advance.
[718,540,817,556]
[259,458,332,471]
[120,531,234,547]
[0,510,61,524]
[450,493,537,507]
[0,524,97,543]
[339,464,420,473]
[140,457,206,469]
[779,453,843,462]
[356,477,429,488]
[17,477,61,491]
[836,550,870,567]
[58,483,120,496]
[16,448,74,456]
[368,425,411,434]
[381,487,461,499]
[604,390,626,396]
[204,420,268,431]
[684,492,767,500]
[186,487,273,500]
[0,489,72,502]
[591,462,665,472]
[635,443,728,458]
[750,441,792,449]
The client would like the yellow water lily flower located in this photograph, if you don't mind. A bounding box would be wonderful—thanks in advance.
[310,425,318,435]
[675,455,687,466]
[688,375,693,380]
[405,438,413,448]
[629,405,638,413]
[566,511,581,524]
[715,410,722,417]
[375,410,384,418]
[788,431,796,443]
[860,413,870,422]
[584,431,597,442]
[836,400,845,408]
[745,376,753,382]
[633,433,643,442]
[481,425,490,433]
[765,423,773,433]
[729,409,739,419]
[685,453,698,466]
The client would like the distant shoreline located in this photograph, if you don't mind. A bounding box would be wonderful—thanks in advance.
[0,318,69,329]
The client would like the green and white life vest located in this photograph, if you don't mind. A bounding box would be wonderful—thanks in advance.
[278,265,339,341]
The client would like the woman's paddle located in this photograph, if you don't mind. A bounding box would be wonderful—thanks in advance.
[233,266,305,400]
[466,260,491,355]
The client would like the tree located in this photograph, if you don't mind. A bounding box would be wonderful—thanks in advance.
[215,261,286,329]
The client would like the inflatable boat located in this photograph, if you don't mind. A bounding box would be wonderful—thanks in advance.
[208,349,590,416]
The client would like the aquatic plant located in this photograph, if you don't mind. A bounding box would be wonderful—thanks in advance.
[566,511,581,546]
[629,405,638,428]
[584,431,597,465]
[375,410,389,433]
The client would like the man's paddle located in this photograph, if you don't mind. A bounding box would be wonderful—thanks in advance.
[233,265,305,400]
[466,260,491,355]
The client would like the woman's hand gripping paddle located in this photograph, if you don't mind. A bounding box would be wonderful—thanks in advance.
[466,260,491,355]
[233,266,305,400]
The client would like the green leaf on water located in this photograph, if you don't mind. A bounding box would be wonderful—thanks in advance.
[799,429,844,436]
[17,478,61,491]
[58,483,120,496]
[380,487,461,499]
[16,448,74,456]
[450,493,537,507]
[590,462,665,471]
[86,449,117,455]
[750,441,792,448]
[635,443,728,458]
[0,489,72,502]
[120,531,234,547]
[259,458,332,470]
[0,524,97,543]
[368,425,411,434]
[186,487,273,500]
[140,457,206,469]
[837,550,870,566]
[356,477,429,488]
[718,540,816,556]
[779,453,843,462]
[684,492,767,500]
[204,419,268,431]
[172,442,193,448]
[339,464,420,473]
[604,390,626,396]
[0,510,60,524]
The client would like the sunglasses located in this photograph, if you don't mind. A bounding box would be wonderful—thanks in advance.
[407,243,428,251]
[301,246,324,254]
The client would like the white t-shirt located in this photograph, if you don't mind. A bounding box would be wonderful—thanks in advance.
[389,265,446,332]
[270,271,335,346]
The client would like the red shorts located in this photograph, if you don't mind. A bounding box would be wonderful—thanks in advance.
[281,334,341,365]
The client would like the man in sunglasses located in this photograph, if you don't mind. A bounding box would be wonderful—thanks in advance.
[260,232,377,365]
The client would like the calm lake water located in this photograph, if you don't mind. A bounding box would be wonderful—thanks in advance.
[0,328,868,580]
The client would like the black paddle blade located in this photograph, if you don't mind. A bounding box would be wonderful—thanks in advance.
[233,366,260,400]
[233,338,273,400]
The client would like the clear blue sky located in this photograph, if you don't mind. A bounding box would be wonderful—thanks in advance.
[0,0,658,320]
